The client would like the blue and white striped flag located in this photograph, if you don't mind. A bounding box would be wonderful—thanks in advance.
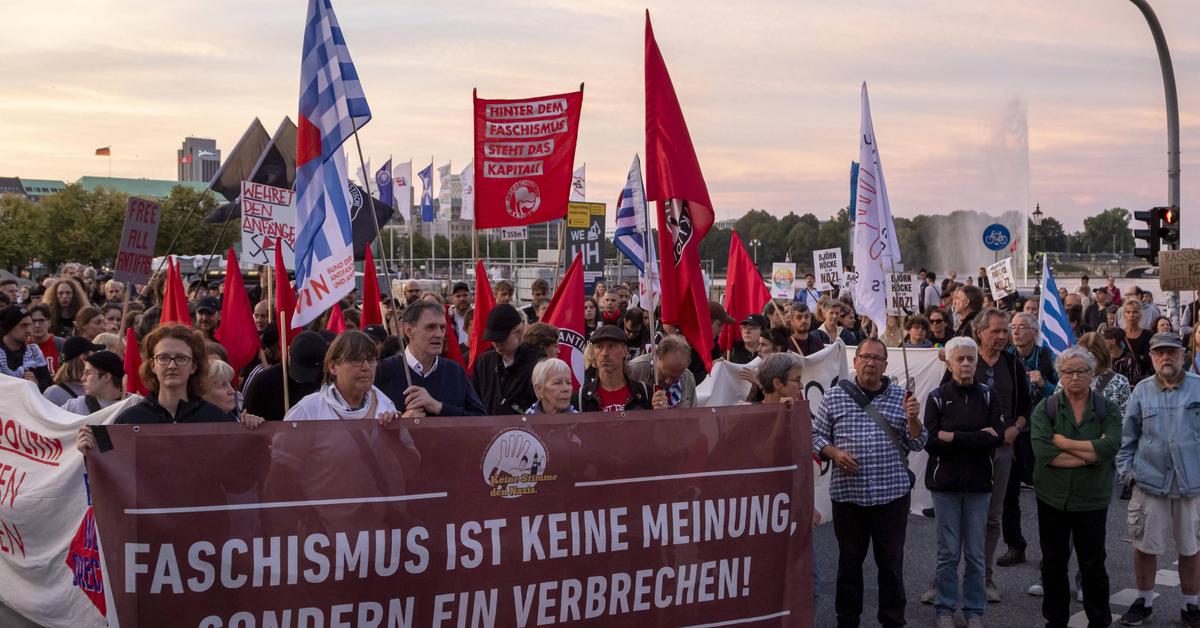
[292,0,371,327]
[612,155,659,309]
[1039,256,1075,355]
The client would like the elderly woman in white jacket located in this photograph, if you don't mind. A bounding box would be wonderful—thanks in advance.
[285,330,399,424]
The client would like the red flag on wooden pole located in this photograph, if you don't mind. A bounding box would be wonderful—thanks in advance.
[361,246,383,328]
[273,237,299,345]
[646,11,715,371]
[159,257,192,327]
[123,327,148,395]
[215,247,261,373]
[719,232,772,352]
[467,260,495,372]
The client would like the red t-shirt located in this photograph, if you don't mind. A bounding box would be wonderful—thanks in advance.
[596,384,630,413]
[35,338,59,373]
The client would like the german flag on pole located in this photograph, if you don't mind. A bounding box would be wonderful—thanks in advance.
[95,147,111,156]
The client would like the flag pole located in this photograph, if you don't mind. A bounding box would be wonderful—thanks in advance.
[429,155,436,279]
[351,129,401,337]
[886,257,912,392]
[278,317,291,412]
[264,264,273,323]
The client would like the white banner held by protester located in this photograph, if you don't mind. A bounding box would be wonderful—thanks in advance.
[240,181,297,268]
[887,272,917,315]
[0,376,138,627]
[813,248,843,292]
[770,263,796,300]
[113,197,161,285]
[987,257,1017,301]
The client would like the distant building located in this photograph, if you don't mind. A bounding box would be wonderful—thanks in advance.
[0,177,26,198]
[177,137,221,183]
[78,176,208,198]
[20,179,66,201]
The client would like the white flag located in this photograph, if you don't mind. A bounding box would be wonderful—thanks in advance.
[570,164,586,202]
[460,162,474,221]
[437,162,452,219]
[852,82,901,328]
[393,160,413,220]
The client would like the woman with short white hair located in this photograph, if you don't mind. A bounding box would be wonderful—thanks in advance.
[1030,345,1121,627]
[924,335,1005,627]
[526,358,576,414]
[757,353,803,404]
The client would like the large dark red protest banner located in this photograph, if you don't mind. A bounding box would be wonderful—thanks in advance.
[87,404,813,627]
[473,89,583,229]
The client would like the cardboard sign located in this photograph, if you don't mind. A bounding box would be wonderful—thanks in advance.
[113,197,161,285]
[88,406,814,627]
[813,248,842,291]
[887,272,917,315]
[566,202,606,290]
[986,257,1017,301]
[770,263,796,300]
[240,181,296,268]
[473,90,584,229]
[1160,249,1200,291]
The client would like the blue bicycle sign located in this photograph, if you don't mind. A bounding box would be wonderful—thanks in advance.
[982,224,1011,251]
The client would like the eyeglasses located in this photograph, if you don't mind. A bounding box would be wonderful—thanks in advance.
[343,357,379,367]
[29,318,48,325]
[1010,325,1032,332]
[929,319,945,325]
[1060,368,1092,379]
[858,354,887,363]
[153,354,193,366]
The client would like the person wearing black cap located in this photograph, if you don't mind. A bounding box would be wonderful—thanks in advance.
[0,305,53,391]
[44,336,105,406]
[450,282,472,352]
[622,308,650,361]
[242,331,327,420]
[472,304,540,415]
[376,300,485,416]
[731,314,768,364]
[194,296,221,340]
[578,325,658,412]
[63,351,127,414]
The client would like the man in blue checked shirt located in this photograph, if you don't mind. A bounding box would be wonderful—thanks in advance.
[814,337,926,628]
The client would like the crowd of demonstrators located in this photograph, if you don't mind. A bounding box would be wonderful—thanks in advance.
[3,257,1197,626]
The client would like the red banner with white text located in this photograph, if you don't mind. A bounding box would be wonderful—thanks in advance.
[472,90,584,229]
[86,404,813,627]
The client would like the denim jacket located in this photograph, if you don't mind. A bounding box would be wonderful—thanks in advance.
[1116,372,1200,496]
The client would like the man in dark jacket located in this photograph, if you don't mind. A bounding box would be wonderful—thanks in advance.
[578,326,658,412]
[953,285,984,338]
[940,308,1032,603]
[923,336,1005,624]
[472,304,539,415]
[242,331,327,421]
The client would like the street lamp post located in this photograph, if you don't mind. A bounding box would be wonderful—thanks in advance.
[749,239,762,265]
[1031,203,1044,284]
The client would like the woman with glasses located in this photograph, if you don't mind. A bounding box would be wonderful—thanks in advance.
[927,308,954,347]
[75,324,240,453]
[1030,346,1121,628]
[284,330,398,424]
[757,352,803,404]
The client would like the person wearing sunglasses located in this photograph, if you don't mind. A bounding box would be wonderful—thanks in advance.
[927,308,954,347]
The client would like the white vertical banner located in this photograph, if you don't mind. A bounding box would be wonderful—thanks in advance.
[437,162,452,220]
[570,164,586,202]
[852,83,901,328]
[393,160,413,223]
[459,162,475,221]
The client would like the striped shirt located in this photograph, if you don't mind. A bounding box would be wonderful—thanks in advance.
[812,378,927,506]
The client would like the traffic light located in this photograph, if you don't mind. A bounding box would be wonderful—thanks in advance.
[1134,208,1162,266]
[1161,205,1180,249]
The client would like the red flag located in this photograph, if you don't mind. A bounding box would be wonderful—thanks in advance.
[325,303,346,334]
[361,247,383,328]
[541,253,586,387]
[443,309,466,369]
[472,89,584,229]
[159,257,192,327]
[719,232,772,352]
[215,247,261,373]
[646,11,715,371]
[467,260,495,372]
[123,327,148,396]
[274,237,299,345]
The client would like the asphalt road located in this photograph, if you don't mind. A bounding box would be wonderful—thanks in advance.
[813,484,1190,627]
